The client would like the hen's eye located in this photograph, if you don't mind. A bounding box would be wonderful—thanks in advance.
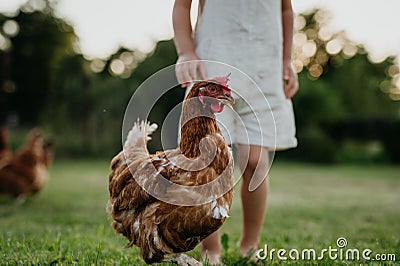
[209,86,217,93]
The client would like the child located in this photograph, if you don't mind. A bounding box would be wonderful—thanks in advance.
[173,0,298,264]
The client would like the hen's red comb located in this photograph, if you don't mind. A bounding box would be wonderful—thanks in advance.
[210,73,231,91]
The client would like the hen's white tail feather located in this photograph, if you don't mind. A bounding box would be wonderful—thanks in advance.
[124,120,158,150]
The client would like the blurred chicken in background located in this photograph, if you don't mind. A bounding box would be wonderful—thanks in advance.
[0,126,12,166]
[0,127,53,201]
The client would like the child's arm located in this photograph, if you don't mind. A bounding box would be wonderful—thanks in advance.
[173,0,205,87]
[281,0,299,98]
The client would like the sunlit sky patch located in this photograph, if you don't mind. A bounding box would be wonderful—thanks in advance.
[1,0,400,62]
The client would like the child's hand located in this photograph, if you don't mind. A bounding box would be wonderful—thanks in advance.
[283,61,299,99]
[175,52,206,88]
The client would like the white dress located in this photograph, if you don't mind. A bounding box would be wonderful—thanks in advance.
[193,0,297,149]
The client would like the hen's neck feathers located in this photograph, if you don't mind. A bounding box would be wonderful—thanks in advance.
[179,82,221,158]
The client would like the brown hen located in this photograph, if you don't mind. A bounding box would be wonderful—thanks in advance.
[0,128,53,200]
[107,76,235,265]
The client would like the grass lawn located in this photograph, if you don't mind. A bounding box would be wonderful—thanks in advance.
[0,159,399,265]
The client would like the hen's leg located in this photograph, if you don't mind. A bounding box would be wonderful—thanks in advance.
[162,253,202,266]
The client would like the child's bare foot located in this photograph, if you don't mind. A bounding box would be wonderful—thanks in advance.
[239,240,258,260]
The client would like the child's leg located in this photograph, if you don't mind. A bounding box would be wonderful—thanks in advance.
[201,144,269,262]
[237,144,269,256]
[201,230,221,264]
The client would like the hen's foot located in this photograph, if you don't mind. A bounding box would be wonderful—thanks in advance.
[15,195,27,205]
[200,249,221,265]
[163,253,202,266]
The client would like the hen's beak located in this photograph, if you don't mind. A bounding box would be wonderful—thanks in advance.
[217,94,235,108]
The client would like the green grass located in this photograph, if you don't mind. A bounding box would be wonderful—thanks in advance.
[0,160,399,265]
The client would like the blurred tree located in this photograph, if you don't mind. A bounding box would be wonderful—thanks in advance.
[0,1,76,125]
[285,9,400,163]
[43,41,179,157]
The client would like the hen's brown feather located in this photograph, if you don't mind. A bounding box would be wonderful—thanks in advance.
[107,81,234,264]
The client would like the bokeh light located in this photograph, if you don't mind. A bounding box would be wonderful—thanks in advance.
[387,65,399,77]
[326,39,343,55]
[367,53,387,64]
[90,59,106,73]
[342,43,358,58]
[109,59,125,76]
[302,41,317,57]
[0,33,11,51]
[2,20,19,37]
[385,74,400,101]
[293,59,304,73]
[308,64,323,79]
[294,15,306,31]
[314,9,331,24]
[318,26,333,41]
[21,0,46,13]
[120,51,134,66]
[294,32,307,45]
[102,50,147,78]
